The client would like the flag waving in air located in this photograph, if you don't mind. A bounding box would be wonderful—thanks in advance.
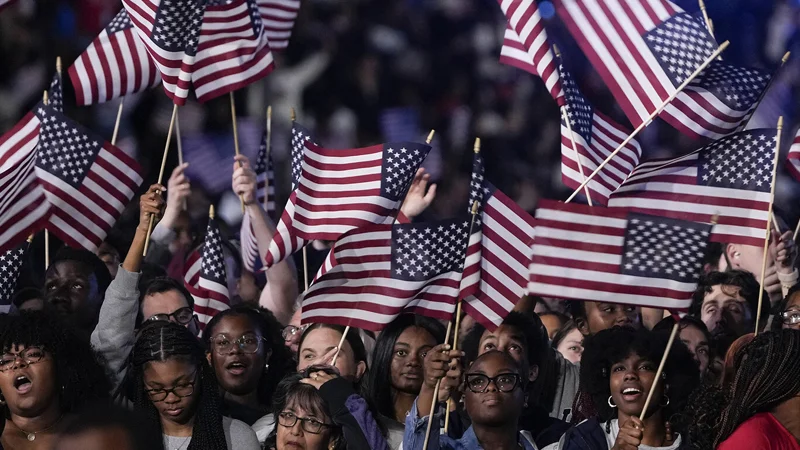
[48,71,64,113]
[529,200,713,310]
[0,241,29,314]
[608,129,778,246]
[257,0,300,50]
[186,215,230,328]
[556,0,770,139]
[300,218,472,331]
[68,9,162,106]
[266,139,431,267]
[786,127,800,182]
[240,128,276,272]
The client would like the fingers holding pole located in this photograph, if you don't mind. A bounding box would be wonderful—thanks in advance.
[230,92,245,212]
[422,320,453,450]
[143,104,179,256]
[639,320,679,421]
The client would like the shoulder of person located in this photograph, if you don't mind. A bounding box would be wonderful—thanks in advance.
[556,418,607,450]
[224,416,260,447]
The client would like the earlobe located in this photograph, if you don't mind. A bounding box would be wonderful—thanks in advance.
[529,365,539,383]
[356,361,367,382]
[206,352,212,365]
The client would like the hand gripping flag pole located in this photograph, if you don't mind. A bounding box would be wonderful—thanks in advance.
[143,104,179,256]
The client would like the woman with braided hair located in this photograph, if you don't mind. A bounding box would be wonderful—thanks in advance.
[711,329,800,450]
[120,320,259,450]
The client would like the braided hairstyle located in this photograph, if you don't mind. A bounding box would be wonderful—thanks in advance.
[0,311,111,418]
[126,321,227,450]
[202,304,294,408]
[712,329,800,447]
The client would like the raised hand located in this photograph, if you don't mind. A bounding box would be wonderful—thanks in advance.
[232,154,257,206]
[400,168,437,221]
[138,184,166,233]
[612,417,644,450]
[161,163,190,229]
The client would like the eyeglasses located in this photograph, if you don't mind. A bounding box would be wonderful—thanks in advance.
[211,334,266,355]
[281,324,309,341]
[145,372,198,402]
[465,373,521,393]
[781,310,800,325]
[277,411,331,434]
[146,307,194,325]
[0,346,46,372]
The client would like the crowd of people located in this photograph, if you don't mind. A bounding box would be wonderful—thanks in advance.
[1,152,800,450]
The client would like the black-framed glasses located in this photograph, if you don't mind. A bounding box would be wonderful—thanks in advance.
[146,307,194,325]
[211,334,266,355]
[465,373,521,393]
[781,310,800,326]
[145,372,198,402]
[281,324,309,341]
[0,346,46,372]
[277,411,331,434]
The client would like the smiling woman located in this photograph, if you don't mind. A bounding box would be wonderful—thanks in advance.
[0,311,110,450]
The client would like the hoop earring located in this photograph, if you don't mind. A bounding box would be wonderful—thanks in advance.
[0,394,5,406]
[660,395,670,407]
[608,396,617,408]
[264,363,270,371]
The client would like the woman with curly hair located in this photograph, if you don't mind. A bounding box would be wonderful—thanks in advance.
[202,305,294,427]
[0,311,110,449]
[119,320,259,450]
[544,327,700,450]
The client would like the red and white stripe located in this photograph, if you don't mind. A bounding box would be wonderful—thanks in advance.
[183,248,202,288]
[300,224,461,331]
[240,212,260,272]
[68,9,161,106]
[786,127,800,182]
[0,114,51,253]
[497,0,564,105]
[257,0,300,50]
[556,0,761,140]
[561,110,641,205]
[529,200,702,310]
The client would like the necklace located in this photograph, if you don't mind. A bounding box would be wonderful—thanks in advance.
[165,434,192,450]
[11,415,64,441]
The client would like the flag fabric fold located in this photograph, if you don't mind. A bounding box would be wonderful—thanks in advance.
[608,129,778,246]
[240,128,276,272]
[556,0,770,139]
[0,113,51,253]
[257,0,300,50]
[266,138,431,267]
[185,218,230,328]
[33,102,143,251]
[497,0,564,105]
[48,72,64,113]
[300,218,471,331]
[559,62,642,204]
[68,9,162,106]
[529,200,712,310]
[786,127,800,182]
[0,241,29,314]
[461,151,536,330]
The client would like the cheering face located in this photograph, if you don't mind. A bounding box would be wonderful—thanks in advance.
[142,359,200,426]
[0,344,58,417]
[464,351,525,427]
[700,284,751,336]
[208,315,269,396]
[44,261,100,320]
[390,326,436,395]
[679,324,710,375]
[580,302,640,336]
[276,399,333,450]
[608,352,662,418]
[556,328,584,364]
[297,328,366,382]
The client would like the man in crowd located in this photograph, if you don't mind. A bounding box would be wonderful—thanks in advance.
[690,270,769,339]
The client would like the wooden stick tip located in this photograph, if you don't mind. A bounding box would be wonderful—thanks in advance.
[778,116,784,129]
[553,44,561,57]
[471,200,479,215]
[290,107,296,122]
[719,40,730,48]
[782,51,791,64]
[267,105,272,118]
[698,0,706,9]
[473,137,481,153]
[27,234,34,243]
[42,91,48,103]
[56,56,62,73]
[710,213,719,225]
[426,129,435,144]
[209,204,215,219]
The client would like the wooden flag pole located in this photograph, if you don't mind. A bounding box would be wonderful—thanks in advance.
[264,105,272,211]
[565,41,730,203]
[143,104,180,256]
[43,91,50,270]
[111,98,125,146]
[330,325,351,367]
[426,130,435,144]
[638,320,679,421]
[743,51,790,130]
[230,92,245,212]
[754,116,783,336]
[698,0,714,38]
[175,110,187,211]
[422,320,453,450]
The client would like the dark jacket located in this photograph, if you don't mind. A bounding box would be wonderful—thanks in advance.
[318,377,389,450]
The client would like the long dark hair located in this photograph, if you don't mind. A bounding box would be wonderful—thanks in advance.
[202,304,294,408]
[365,314,445,420]
[264,371,345,450]
[124,321,226,450]
[0,311,110,418]
[297,324,369,376]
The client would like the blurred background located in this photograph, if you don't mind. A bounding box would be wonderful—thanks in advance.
[1,0,799,253]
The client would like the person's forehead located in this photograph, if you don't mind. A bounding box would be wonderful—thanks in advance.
[47,260,91,279]
[142,290,190,312]
[705,284,745,303]
[212,315,257,336]
[470,352,517,374]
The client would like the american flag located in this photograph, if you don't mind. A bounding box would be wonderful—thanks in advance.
[608,129,778,246]
[266,140,431,267]
[0,241,28,314]
[559,62,642,205]
[0,113,51,253]
[48,72,64,113]
[240,129,276,271]
[33,102,143,251]
[300,218,471,331]
[290,120,316,190]
[460,151,535,329]
[786,127,800,182]
[497,0,564,105]
[257,0,300,50]
[529,200,712,310]
[185,218,230,328]
[556,0,771,140]
[68,9,161,106]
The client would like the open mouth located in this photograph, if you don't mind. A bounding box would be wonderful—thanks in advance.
[226,361,249,375]
[621,387,642,401]
[13,375,32,394]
